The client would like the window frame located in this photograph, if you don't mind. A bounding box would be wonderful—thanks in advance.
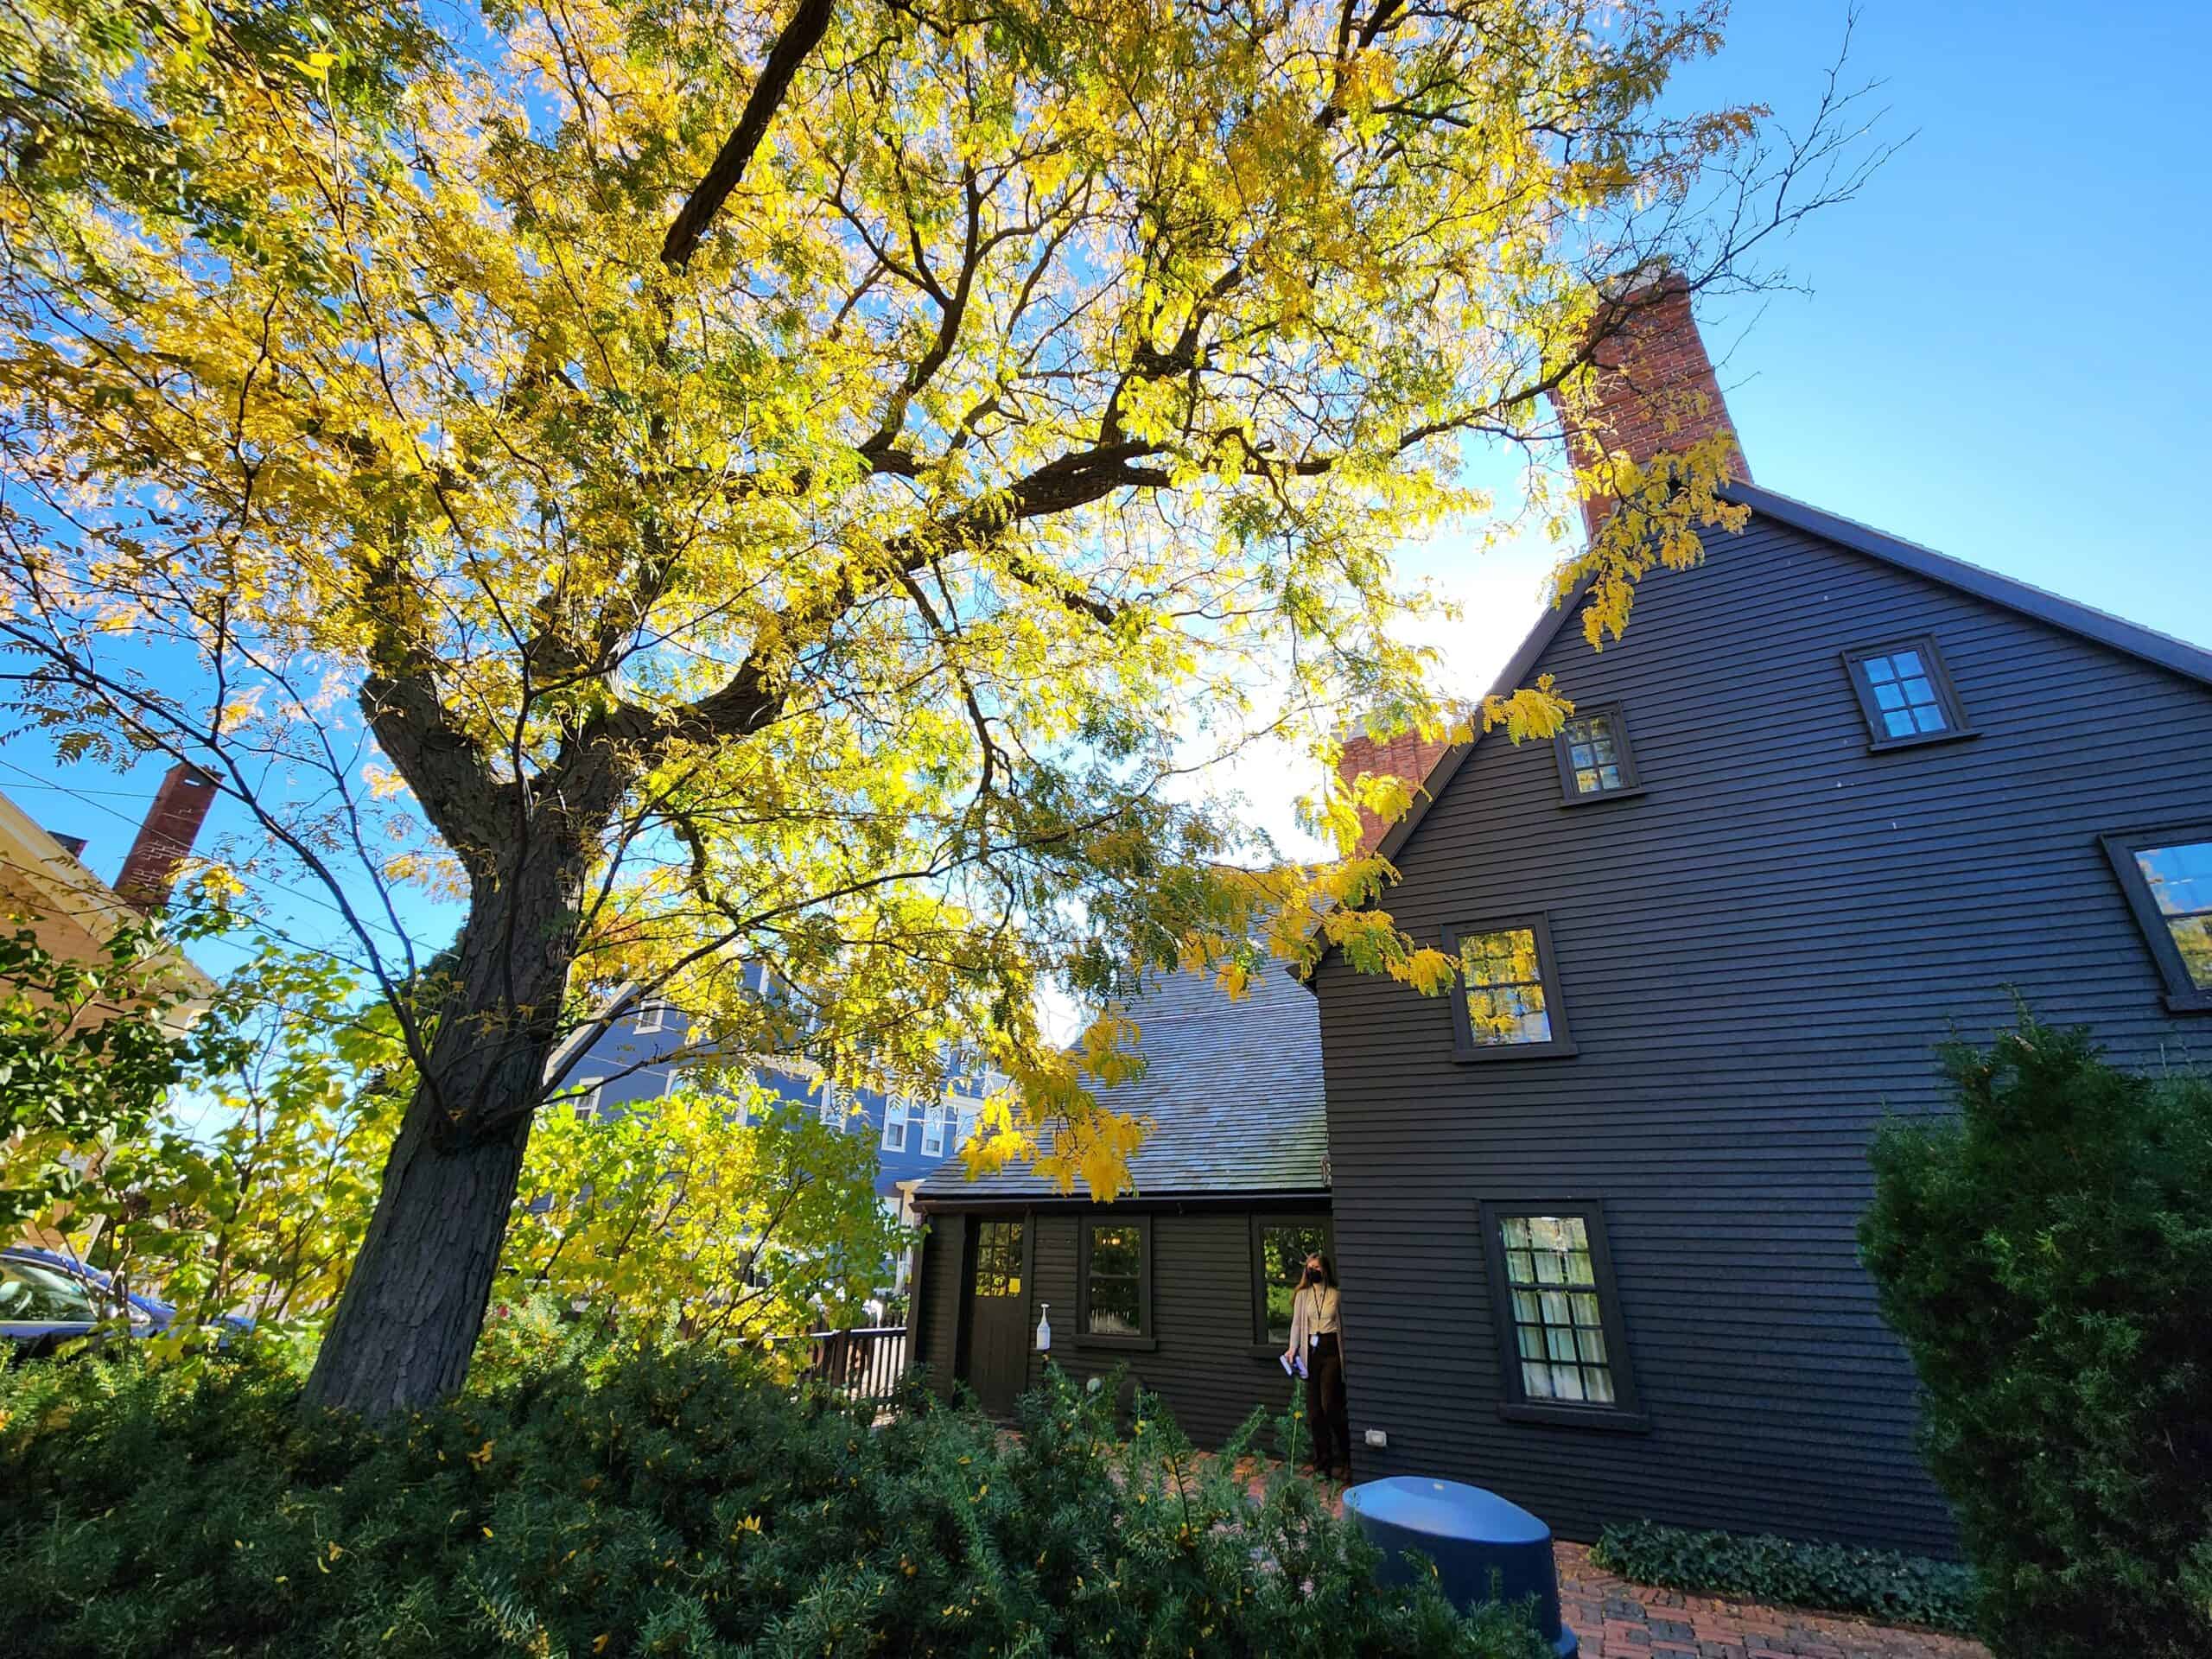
[2101,823,2212,1013]
[1840,634,1974,751]
[920,1105,949,1159]
[1076,1215,1155,1351]
[631,1000,668,1035]
[1551,701,1645,805]
[570,1074,607,1122]
[1476,1197,1645,1431]
[881,1096,910,1154]
[1441,912,1578,1061]
[1248,1213,1334,1352]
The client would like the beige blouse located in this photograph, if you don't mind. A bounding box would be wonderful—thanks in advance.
[1287,1283,1342,1354]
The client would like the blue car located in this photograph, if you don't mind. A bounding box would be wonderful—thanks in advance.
[0,1245,240,1360]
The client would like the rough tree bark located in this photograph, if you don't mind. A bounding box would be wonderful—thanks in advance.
[301,816,597,1413]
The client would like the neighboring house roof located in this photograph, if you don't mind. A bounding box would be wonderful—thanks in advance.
[913,958,1327,1205]
[0,784,215,1012]
[1313,483,2212,957]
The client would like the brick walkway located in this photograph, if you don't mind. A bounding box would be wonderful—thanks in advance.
[1551,1541,1986,1659]
[1212,1457,1982,1659]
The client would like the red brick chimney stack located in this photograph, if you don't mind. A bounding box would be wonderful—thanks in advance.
[1550,274,1749,544]
[1338,726,1453,857]
[114,763,218,912]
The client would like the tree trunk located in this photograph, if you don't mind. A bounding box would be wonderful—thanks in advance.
[302,823,593,1417]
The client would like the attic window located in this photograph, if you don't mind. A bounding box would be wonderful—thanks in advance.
[1553,703,1642,803]
[1443,915,1576,1060]
[2101,825,2212,1012]
[1842,637,1970,749]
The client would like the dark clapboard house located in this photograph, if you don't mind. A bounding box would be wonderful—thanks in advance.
[1308,282,2212,1554]
[908,959,1332,1440]
[909,281,2212,1556]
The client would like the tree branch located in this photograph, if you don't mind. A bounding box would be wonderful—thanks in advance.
[659,0,836,270]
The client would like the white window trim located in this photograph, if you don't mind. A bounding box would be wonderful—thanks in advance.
[881,1096,910,1153]
[631,1000,668,1034]
[920,1105,948,1158]
[572,1075,607,1122]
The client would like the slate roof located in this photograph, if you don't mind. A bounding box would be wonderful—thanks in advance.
[912,959,1327,1204]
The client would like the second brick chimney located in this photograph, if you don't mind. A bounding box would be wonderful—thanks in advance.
[1338,726,1453,857]
[1550,274,1749,544]
[114,763,218,912]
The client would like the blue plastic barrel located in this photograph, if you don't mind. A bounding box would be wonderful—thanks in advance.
[1343,1477,1578,1658]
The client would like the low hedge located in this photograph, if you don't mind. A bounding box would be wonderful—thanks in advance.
[1590,1519,1978,1635]
[0,1308,1548,1659]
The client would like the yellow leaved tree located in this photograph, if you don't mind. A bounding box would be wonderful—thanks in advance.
[0,0,1877,1411]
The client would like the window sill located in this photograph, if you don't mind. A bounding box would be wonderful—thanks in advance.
[1453,1041,1580,1065]
[1074,1334,1159,1353]
[1497,1402,1649,1433]
[1864,726,1979,754]
[1559,785,1647,809]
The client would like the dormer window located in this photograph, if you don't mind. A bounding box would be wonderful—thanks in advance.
[1842,637,1970,749]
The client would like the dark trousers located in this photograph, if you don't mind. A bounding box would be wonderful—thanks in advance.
[1305,1332,1350,1474]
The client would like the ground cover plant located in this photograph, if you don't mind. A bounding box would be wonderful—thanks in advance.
[0,1306,1549,1659]
[1590,1520,1976,1635]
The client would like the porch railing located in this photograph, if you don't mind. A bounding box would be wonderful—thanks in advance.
[788,1325,909,1407]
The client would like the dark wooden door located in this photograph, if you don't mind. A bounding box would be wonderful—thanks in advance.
[961,1217,1027,1417]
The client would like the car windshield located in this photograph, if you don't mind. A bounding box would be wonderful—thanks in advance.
[0,1257,102,1323]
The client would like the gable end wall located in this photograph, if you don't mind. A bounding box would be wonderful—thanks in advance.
[1314,507,2212,1553]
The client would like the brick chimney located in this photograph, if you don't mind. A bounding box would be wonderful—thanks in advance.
[1338,726,1453,857]
[1550,274,1749,544]
[114,763,218,912]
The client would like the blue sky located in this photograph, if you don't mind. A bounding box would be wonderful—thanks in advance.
[8,0,2207,966]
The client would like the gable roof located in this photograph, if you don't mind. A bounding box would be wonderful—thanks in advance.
[912,959,1327,1205]
[1340,480,2212,888]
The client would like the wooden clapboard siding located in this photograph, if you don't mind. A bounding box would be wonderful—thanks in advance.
[912,1201,1325,1449]
[1314,500,2212,1555]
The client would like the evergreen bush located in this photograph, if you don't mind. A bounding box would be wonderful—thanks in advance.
[1588,1521,1975,1633]
[0,1304,1548,1658]
[1859,1015,2212,1658]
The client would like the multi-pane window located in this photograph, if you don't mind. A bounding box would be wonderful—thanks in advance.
[881,1097,910,1154]
[2103,826,2212,1009]
[1479,1201,1639,1423]
[1252,1217,1332,1345]
[921,1107,948,1158]
[1083,1220,1148,1338]
[572,1075,607,1122]
[1844,637,1967,747]
[1444,917,1573,1058]
[1460,929,1549,1045]
[973,1220,1022,1298]
[1497,1215,1614,1404]
[1554,704,1640,802]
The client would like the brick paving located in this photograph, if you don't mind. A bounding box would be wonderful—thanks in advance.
[1550,1541,1987,1659]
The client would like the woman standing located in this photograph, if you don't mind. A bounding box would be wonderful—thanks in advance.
[1284,1252,1351,1481]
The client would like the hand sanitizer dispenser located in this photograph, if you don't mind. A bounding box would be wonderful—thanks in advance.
[1034,1302,1052,1352]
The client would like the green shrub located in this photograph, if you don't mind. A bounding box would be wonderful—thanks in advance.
[1859,1015,2212,1659]
[0,1305,1547,1659]
[1589,1520,1976,1633]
